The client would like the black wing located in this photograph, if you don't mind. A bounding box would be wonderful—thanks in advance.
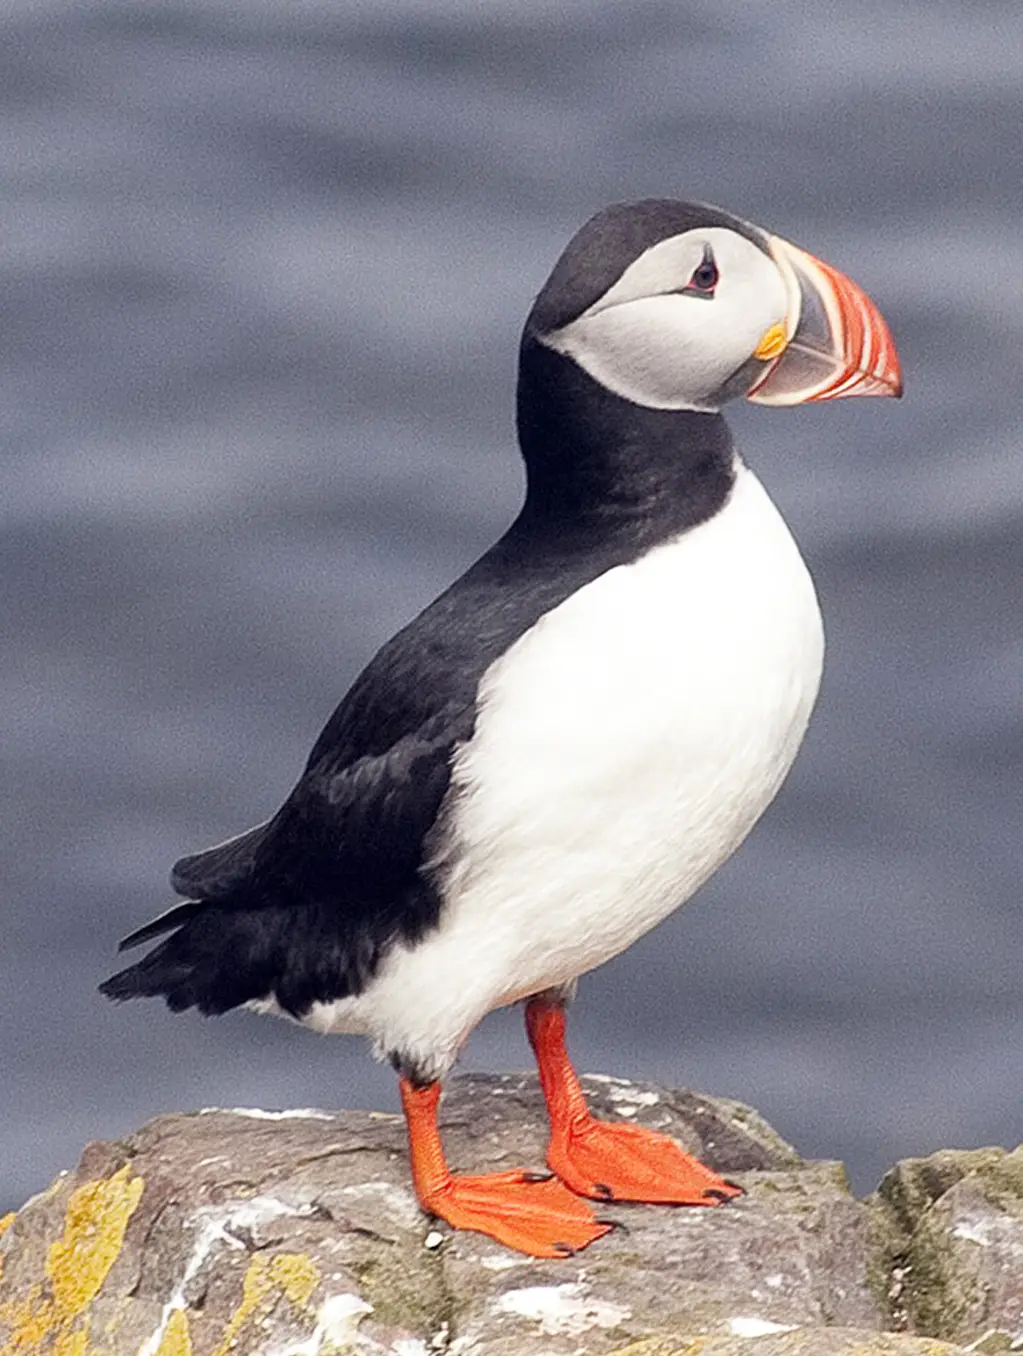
[170,821,271,900]
[245,707,469,923]
[101,703,472,1013]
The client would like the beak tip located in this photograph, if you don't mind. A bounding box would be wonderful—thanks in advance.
[756,234,904,408]
[882,363,904,400]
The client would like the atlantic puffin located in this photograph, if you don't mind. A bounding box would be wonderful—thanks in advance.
[102,199,902,1258]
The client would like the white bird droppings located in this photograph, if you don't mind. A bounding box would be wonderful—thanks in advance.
[316,1294,374,1343]
[495,1282,630,1336]
[140,1196,312,1356]
[198,1106,334,1121]
[270,1293,375,1355]
[605,1085,661,1109]
[728,1316,797,1338]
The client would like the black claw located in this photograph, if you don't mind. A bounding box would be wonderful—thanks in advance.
[597,1215,627,1235]
[593,1181,614,1200]
[554,1241,576,1257]
[703,1187,738,1203]
[722,1179,746,1195]
[522,1170,554,1183]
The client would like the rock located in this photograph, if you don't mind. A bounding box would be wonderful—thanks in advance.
[602,1333,974,1355]
[873,1146,1023,1347]
[0,1072,1014,1355]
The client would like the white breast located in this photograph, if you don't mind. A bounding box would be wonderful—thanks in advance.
[301,462,824,1078]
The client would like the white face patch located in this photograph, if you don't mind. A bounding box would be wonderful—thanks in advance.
[540,227,788,411]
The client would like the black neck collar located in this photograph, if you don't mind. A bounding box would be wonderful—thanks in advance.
[513,333,736,543]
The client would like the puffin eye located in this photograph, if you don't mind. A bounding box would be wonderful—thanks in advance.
[679,245,719,298]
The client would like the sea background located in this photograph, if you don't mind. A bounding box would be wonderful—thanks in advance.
[3,0,1022,1210]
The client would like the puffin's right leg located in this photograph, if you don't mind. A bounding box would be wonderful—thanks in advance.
[525,995,743,1206]
[399,1079,611,1257]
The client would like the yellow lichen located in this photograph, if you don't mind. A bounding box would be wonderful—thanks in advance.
[154,1308,194,1356]
[0,1166,143,1356]
[46,1165,144,1314]
[50,1329,89,1356]
[0,1213,14,1281]
[211,1252,320,1356]
[0,1283,53,1354]
[268,1253,319,1309]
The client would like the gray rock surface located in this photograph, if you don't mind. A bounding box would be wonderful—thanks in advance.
[0,1073,1018,1354]
[873,1147,1023,1349]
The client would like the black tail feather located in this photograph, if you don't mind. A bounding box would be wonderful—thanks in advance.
[101,897,265,1013]
[101,896,382,1017]
[99,940,205,1011]
[117,899,205,952]
[100,907,265,1014]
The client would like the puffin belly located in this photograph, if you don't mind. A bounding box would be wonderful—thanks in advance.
[336,462,824,1078]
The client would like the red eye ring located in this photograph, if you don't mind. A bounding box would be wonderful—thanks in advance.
[677,244,718,299]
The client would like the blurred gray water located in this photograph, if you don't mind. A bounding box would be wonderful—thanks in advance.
[3,0,1022,1212]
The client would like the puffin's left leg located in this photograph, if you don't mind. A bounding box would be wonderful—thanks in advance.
[525,993,743,1205]
[399,1077,612,1257]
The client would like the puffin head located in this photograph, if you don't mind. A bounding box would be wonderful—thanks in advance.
[525,199,902,414]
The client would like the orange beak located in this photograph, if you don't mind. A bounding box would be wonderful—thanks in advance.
[747,235,903,406]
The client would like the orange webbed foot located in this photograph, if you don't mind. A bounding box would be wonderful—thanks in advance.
[400,1076,612,1258]
[524,998,743,1208]
[548,1114,744,1205]
[421,1168,613,1258]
